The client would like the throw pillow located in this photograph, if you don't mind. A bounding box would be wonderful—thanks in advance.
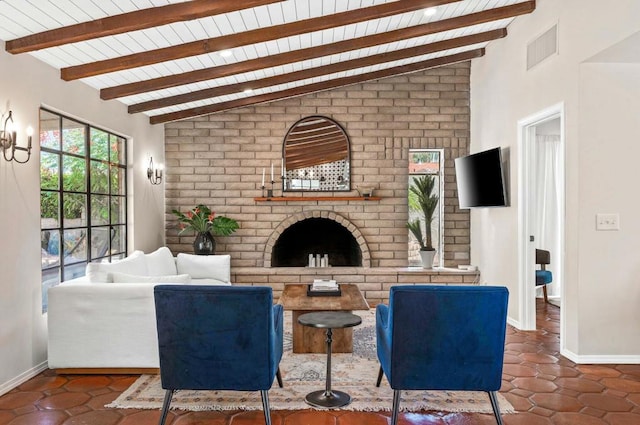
[176,253,231,283]
[86,251,147,283]
[144,247,178,276]
[110,272,191,284]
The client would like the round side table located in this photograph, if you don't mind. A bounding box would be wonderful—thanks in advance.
[297,311,362,408]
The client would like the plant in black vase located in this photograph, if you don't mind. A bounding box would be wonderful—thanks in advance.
[172,204,239,255]
[407,175,439,269]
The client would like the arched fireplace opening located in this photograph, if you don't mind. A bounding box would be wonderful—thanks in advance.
[271,218,362,267]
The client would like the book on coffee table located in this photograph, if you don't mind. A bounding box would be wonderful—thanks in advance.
[308,280,341,296]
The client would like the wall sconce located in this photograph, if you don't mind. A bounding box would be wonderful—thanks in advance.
[1,110,32,164]
[147,156,163,185]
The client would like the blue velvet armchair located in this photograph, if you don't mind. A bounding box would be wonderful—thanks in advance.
[376,285,509,425]
[154,285,284,425]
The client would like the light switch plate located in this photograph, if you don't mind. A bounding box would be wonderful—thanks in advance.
[596,213,620,231]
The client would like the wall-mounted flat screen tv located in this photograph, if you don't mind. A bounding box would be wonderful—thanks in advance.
[454,147,508,208]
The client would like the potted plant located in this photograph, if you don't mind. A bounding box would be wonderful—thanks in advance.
[407,175,439,269]
[172,204,239,255]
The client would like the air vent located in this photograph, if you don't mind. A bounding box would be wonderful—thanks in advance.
[527,24,558,70]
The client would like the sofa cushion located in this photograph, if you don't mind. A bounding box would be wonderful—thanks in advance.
[110,272,191,284]
[86,251,147,283]
[145,247,178,276]
[190,278,232,286]
[176,253,230,283]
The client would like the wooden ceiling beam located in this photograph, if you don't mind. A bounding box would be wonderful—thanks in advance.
[103,1,533,100]
[288,123,342,138]
[287,154,349,169]
[287,153,347,165]
[61,0,460,81]
[287,135,345,146]
[5,0,283,54]
[149,49,485,124]
[129,29,506,114]
[287,142,347,156]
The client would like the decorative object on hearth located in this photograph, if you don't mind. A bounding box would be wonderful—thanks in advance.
[172,204,239,255]
[0,110,33,163]
[407,175,439,269]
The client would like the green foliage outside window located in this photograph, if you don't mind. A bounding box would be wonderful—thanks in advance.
[40,126,120,224]
[40,108,127,313]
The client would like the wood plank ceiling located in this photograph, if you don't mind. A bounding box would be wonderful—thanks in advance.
[0,0,535,125]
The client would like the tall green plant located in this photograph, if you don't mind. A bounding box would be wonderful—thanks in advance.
[407,175,439,251]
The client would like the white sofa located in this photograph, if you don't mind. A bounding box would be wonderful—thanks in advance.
[47,247,231,371]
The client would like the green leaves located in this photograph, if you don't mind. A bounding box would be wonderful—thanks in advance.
[408,175,439,251]
[172,204,239,236]
[407,219,426,250]
[212,216,240,236]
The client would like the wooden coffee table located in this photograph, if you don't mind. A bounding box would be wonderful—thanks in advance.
[278,283,370,353]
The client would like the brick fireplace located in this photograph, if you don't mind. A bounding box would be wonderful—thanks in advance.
[164,64,474,303]
[265,210,370,268]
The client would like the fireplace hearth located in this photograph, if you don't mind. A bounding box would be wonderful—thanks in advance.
[271,217,362,267]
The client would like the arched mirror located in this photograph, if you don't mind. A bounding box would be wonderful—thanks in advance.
[282,116,350,192]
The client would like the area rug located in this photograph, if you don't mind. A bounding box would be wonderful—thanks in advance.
[107,310,514,414]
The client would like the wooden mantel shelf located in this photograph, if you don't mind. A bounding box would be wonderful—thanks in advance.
[254,196,381,202]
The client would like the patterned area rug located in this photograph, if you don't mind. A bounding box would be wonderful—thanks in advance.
[107,310,514,413]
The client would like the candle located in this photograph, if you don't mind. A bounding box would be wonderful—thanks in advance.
[261,168,265,187]
[26,126,33,149]
[271,163,274,182]
[281,160,284,177]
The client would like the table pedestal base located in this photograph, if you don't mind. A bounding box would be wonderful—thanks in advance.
[304,389,351,408]
[298,311,362,410]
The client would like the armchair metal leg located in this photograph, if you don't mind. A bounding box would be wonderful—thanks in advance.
[390,389,401,425]
[488,391,504,425]
[260,390,272,425]
[158,389,173,425]
[376,366,384,387]
[276,367,283,388]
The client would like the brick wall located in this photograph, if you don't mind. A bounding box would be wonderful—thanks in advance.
[165,63,471,268]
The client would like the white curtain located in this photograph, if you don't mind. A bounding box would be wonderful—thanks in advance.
[534,134,561,298]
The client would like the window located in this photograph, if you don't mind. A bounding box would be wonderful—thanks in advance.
[40,109,127,313]
[408,149,443,267]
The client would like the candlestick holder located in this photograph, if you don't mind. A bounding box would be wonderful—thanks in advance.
[267,180,274,198]
[261,185,266,198]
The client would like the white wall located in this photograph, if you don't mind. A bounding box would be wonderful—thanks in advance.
[578,63,640,357]
[470,0,640,361]
[0,43,165,394]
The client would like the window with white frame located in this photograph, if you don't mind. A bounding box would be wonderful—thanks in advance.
[39,108,128,313]
[408,149,443,267]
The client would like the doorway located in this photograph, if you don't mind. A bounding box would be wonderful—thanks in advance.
[517,103,565,331]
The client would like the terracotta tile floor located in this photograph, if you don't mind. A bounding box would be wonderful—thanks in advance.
[2,299,640,424]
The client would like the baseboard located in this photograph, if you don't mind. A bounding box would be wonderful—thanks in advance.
[0,361,49,397]
[54,367,159,375]
[507,316,522,329]
[561,348,640,364]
